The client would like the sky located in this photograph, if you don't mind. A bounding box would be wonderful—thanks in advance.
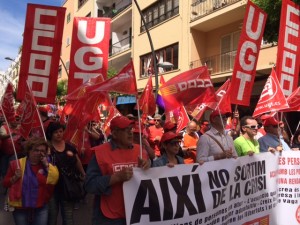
[0,0,64,73]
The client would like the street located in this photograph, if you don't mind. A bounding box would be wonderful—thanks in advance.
[0,183,94,225]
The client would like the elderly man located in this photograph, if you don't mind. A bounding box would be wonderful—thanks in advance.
[84,115,150,225]
[196,110,238,163]
[234,116,260,156]
[182,121,199,164]
[146,114,164,157]
[258,117,290,152]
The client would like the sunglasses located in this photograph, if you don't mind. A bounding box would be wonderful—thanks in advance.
[168,140,181,146]
[154,119,161,121]
[244,125,262,129]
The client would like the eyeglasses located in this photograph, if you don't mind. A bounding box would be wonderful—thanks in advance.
[244,125,262,129]
[32,148,47,154]
[154,119,161,122]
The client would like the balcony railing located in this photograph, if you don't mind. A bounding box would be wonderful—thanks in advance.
[190,0,241,21]
[101,1,132,19]
[109,36,132,57]
[140,6,179,33]
[190,50,237,75]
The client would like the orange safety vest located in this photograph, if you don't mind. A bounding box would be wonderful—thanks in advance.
[94,142,143,219]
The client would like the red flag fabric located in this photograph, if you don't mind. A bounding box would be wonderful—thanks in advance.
[280,87,300,112]
[67,17,110,94]
[103,105,121,137]
[19,83,41,139]
[230,1,267,106]
[253,68,289,117]
[160,66,217,111]
[17,4,66,103]
[138,75,156,116]
[66,75,104,101]
[276,0,300,96]
[87,60,137,95]
[214,79,232,114]
[1,83,16,122]
[186,79,231,120]
[175,105,190,133]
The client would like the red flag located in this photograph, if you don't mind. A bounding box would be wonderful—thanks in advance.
[19,83,41,139]
[66,75,104,101]
[230,1,267,106]
[175,105,190,133]
[186,79,231,120]
[67,17,110,94]
[138,75,156,116]
[17,4,66,103]
[1,83,16,122]
[103,105,121,137]
[87,60,137,95]
[281,87,300,112]
[253,68,289,117]
[214,79,232,114]
[276,0,300,96]
[160,66,217,110]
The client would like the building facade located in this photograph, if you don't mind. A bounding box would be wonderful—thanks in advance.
[58,0,298,123]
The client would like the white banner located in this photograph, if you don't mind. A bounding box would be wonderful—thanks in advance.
[124,151,300,225]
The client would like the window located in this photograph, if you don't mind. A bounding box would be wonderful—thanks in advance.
[66,37,70,46]
[140,43,179,78]
[58,65,62,79]
[141,0,179,32]
[67,13,71,24]
[78,0,88,9]
[220,31,240,72]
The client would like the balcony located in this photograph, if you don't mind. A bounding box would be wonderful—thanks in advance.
[190,50,236,76]
[109,36,132,57]
[191,0,242,21]
[99,1,132,19]
[190,44,277,77]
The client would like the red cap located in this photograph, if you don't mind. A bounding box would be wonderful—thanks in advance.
[110,116,135,130]
[160,131,183,143]
[260,114,271,121]
[209,110,231,121]
[163,121,177,131]
[263,117,280,127]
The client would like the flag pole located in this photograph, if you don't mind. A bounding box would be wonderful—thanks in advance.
[0,105,20,169]
[135,98,143,159]
[26,82,47,141]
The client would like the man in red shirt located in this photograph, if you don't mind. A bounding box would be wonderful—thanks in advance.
[84,116,150,225]
[147,114,164,157]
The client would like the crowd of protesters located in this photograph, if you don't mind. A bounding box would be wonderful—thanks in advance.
[0,106,299,225]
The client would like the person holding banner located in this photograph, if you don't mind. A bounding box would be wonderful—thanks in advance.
[2,138,59,225]
[291,129,300,150]
[258,117,291,152]
[152,131,184,167]
[84,115,150,225]
[234,116,260,156]
[196,110,238,163]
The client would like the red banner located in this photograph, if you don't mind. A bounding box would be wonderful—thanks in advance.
[160,66,216,110]
[281,87,300,112]
[1,83,16,122]
[230,1,267,106]
[19,83,41,139]
[68,17,111,94]
[138,75,156,116]
[276,0,300,96]
[17,4,65,103]
[87,60,137,95]
[253,68,289,117]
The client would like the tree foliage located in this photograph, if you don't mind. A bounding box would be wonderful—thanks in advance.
[252,0,300,43]
[56,79,68,102]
